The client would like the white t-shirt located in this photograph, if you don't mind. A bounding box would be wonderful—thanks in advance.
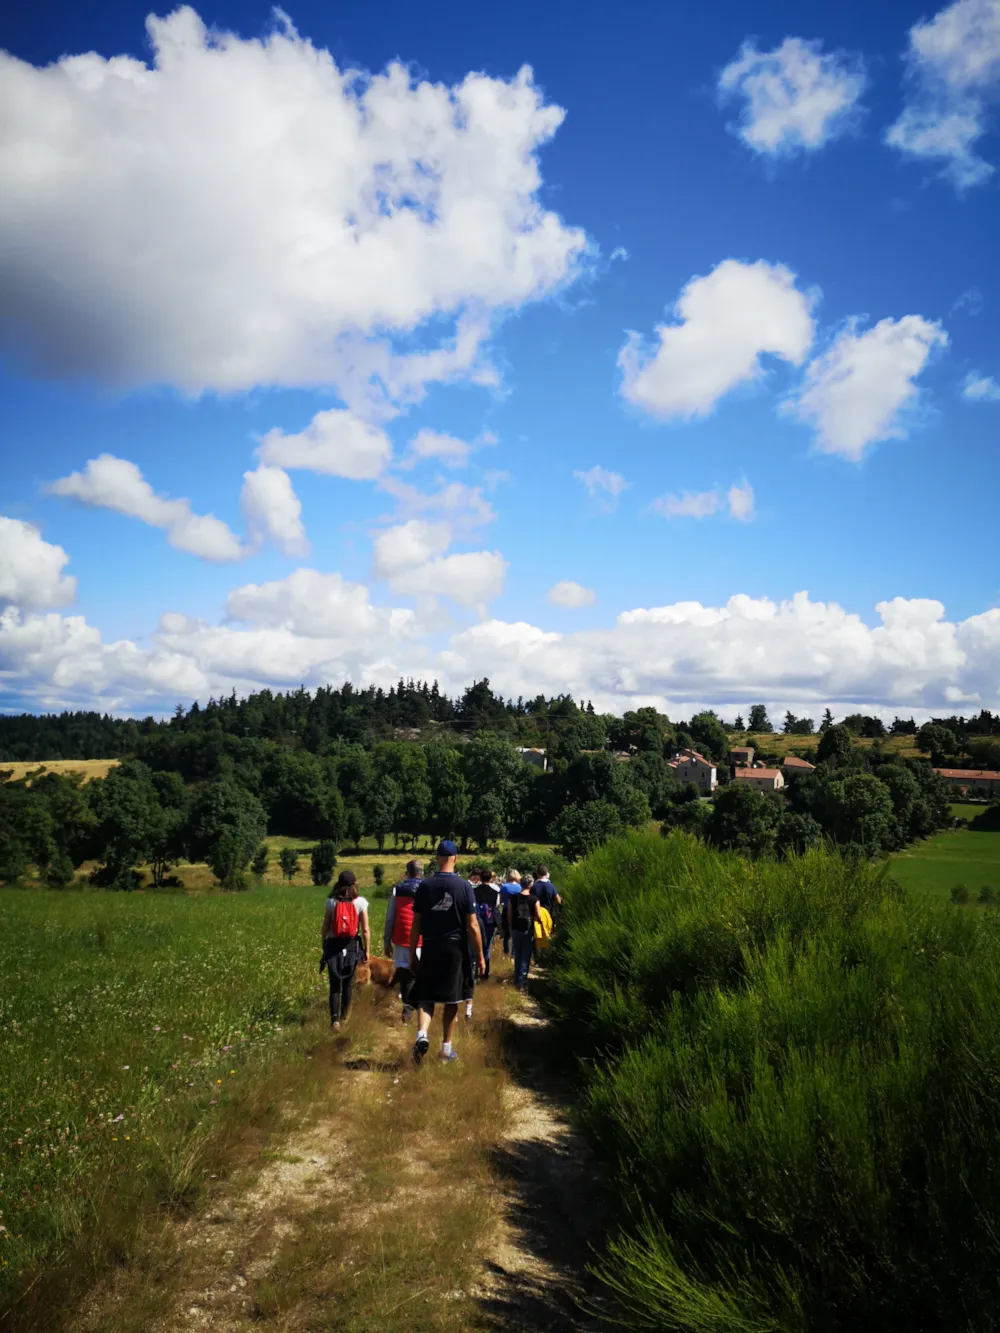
[324,895,369,937]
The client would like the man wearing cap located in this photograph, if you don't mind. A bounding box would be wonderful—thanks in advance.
[409,840,485,1064]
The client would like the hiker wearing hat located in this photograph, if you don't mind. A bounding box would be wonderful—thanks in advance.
[408,840,485,1064]
[320,870,370,1030]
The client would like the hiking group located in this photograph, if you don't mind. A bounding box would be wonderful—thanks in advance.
[321,841,560,1063]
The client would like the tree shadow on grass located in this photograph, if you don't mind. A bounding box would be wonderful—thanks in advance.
[475,990,619,1332]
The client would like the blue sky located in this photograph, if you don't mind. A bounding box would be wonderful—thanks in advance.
[1,0,998,720]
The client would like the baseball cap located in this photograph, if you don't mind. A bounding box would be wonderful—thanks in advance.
[436,839,458,857]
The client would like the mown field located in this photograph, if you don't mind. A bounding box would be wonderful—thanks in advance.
[733,731,920,760]
[0,885,386,1324]
[889,824,1000,900]
[1,759,118,783]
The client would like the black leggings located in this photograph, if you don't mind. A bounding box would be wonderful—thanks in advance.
[328,967,355,1023]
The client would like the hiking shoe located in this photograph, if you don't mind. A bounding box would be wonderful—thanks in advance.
[439,1048,459,1062]
[412,1035,430,1065]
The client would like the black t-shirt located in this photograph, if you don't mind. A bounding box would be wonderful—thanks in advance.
[510,890,539,934]
[475,883,501,923]
[413,872,475,943]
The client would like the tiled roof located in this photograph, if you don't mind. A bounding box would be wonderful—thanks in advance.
[735,768,782,780]
[782,756,815,769]
[935,768,1000,780]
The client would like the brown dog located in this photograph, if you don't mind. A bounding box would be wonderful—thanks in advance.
[356,956,395,987]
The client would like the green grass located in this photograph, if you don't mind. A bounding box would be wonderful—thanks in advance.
[0,883,386,1321]
[951,801,990,821]
[889,826,1000,900]
[545,831,1000,1332]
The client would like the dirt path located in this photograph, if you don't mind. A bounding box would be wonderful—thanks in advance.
[73,955,615,1333]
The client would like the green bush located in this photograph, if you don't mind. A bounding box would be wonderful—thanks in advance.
[951,883,970,904]
[545,832,1000,1331]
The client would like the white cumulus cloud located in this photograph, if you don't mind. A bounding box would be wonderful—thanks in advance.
[240,465,309,557]
[259,409,392,480]
[719,37,866,155]
[547,580,596,608]
[619,260,815,420]
[0,7,587,403]
[791,316,948,460]
[48,454,245,561]
[4,583,1000,718]
[372,520,453,578]
[404,429,472,469]
[387,550,508,613]
[379,477,496,530]
[886,0,1000,188]
[0,516,77,609]
[963,372,1000,400]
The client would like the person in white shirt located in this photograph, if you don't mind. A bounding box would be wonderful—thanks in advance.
[321,870,370,1030]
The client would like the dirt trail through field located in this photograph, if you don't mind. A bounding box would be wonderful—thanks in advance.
[74,956,614,1333]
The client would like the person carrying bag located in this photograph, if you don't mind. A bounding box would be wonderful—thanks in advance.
[320,870,370,1030]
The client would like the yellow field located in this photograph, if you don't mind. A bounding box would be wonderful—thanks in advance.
[1,757,119,783]
[728,732,920,760]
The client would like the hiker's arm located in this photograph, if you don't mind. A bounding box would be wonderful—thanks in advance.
[466,913,486,973]
[359,907,370,958]
[554,891,562,906]
[383,895,396,956]
[321,905,333,944]
[409,911,422,975]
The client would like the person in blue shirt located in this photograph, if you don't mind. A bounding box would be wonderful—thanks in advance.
[408,841,485,1064]
[533,865,562,917]
[498,869,522,955]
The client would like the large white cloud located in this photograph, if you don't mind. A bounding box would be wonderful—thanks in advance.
[240,465,308,557]
[443,593,1000,716]
[387,550,508,613]
[48,454,245,561]
[619,260,815,420]
[4,582,1000,717]
[258,409,392,480]
[0,516,77,609]
[791,316,948,460]
[718,37,866,155]
[886,0,1000,188]
[0,7,587,401]
[372,520,453,578]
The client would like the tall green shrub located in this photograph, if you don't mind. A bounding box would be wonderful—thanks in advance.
[545,832,1000,1332]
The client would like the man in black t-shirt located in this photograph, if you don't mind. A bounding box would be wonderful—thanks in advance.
[409,840,485,1065]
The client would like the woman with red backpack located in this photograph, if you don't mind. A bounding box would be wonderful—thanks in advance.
[321,870,371,1030]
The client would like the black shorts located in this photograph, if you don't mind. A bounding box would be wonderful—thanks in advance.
[410,937,467,1007]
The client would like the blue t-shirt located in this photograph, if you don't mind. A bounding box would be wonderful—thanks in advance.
[413,872,475,943]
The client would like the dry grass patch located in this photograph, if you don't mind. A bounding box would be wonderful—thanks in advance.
[1,759,118,784]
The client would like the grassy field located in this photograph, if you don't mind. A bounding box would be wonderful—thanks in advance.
[0,884,387,1323]
[0,758,118,783]
[730,731,920,760]
[890,826,1000,900]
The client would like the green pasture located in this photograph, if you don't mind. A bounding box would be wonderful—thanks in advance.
[0,884,386,1313]
[890,826,1000,900]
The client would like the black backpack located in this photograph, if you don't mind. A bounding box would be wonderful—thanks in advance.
[511,893,534,933]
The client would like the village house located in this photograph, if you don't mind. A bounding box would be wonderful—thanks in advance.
[672,747,718,793]
[730,745,755,767]
[734,767,785,792]
[934,768,1000,796]
[781,755,816,781]
[516,747,547,772]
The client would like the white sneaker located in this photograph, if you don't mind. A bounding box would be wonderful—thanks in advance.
[439,1048,459,1062]
[464,1002,473,1021]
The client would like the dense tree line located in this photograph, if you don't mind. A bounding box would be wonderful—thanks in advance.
[666,738,954,860]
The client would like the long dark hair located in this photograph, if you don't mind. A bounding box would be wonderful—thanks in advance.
[333,871,358,901]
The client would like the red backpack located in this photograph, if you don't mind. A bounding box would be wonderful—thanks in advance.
[332,899,359,941]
